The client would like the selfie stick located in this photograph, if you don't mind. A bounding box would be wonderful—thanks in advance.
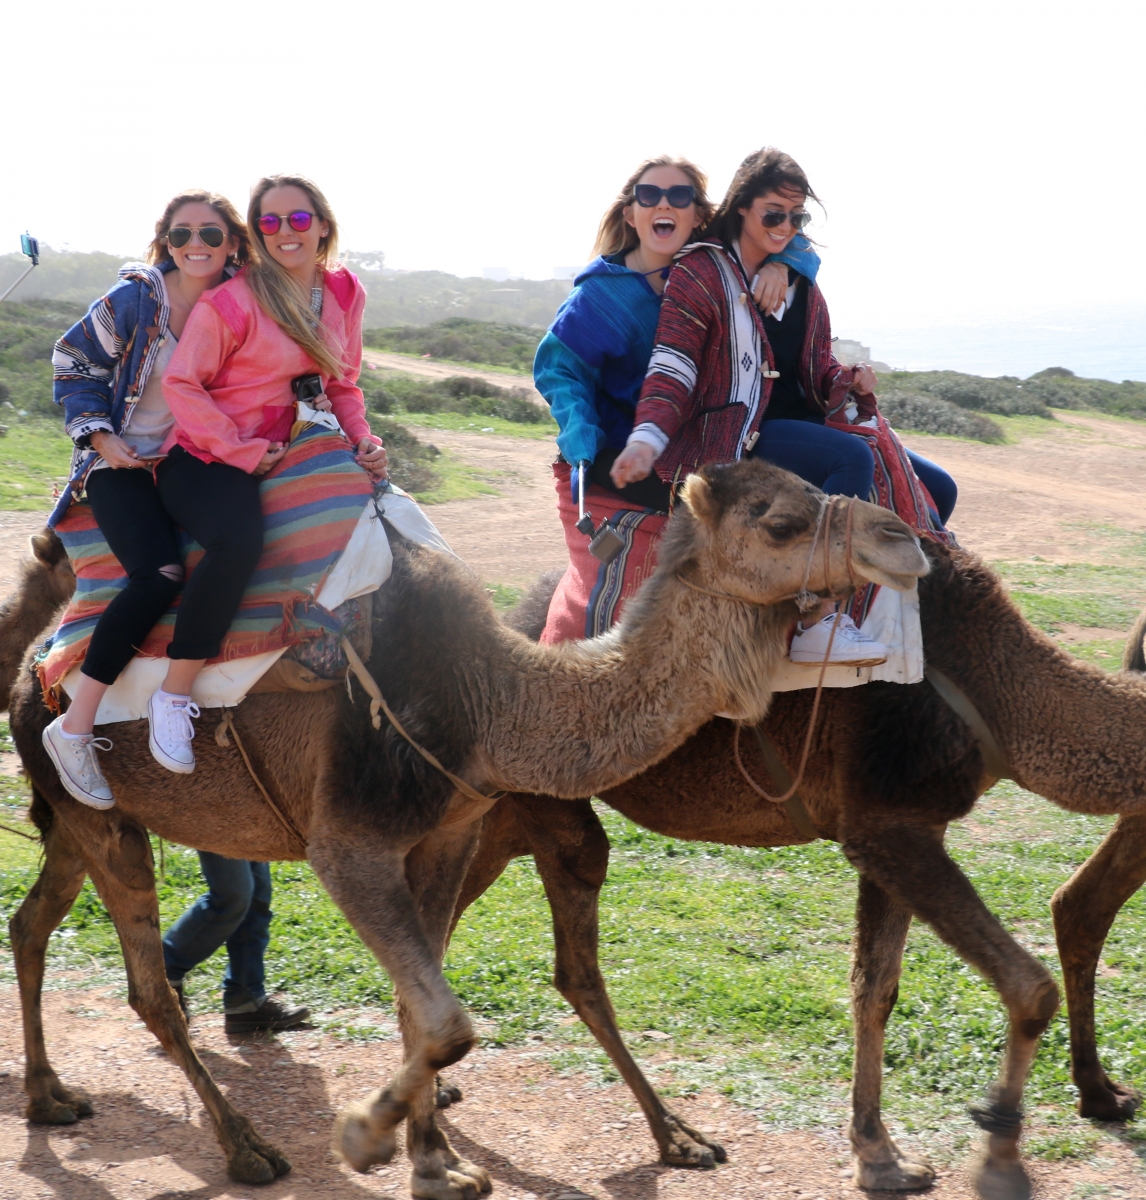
[0,234,40,303]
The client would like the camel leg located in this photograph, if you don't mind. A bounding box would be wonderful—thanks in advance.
[843,819,1059,1200]
[9,809,95,1124]
[314,825,488,1198]
[76,812,290,1184]
[514,794,726,1169]
[847,875,935,1191]
[436,798,535,1110]
[1050,812,1146,1120]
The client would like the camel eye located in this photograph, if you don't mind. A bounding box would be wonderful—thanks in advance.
[765,520,797,541]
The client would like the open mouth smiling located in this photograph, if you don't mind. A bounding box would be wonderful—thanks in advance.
[652,218,677,238]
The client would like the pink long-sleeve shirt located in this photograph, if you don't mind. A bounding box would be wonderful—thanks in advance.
[162,265,378,474]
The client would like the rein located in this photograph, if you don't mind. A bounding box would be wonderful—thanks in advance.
[341,638,505,824]
[673,496,859,811]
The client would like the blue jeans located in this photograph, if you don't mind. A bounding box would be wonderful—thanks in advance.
[751,418,875,498]
[905,450,957,524]
[162,853,272,1012]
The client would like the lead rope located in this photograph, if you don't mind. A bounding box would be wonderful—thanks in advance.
[340,638,504,814]
[216,709,308,850]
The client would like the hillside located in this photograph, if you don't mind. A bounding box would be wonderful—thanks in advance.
[0,247,572,332]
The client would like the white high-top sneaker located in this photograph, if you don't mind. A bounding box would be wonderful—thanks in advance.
[42,716,115,809]
[789,612,889,667]
[147,690,200,774]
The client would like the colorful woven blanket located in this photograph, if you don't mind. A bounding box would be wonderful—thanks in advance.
[39,424,375,695]
[541,461,667,644]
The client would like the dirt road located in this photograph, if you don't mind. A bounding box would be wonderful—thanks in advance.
[0,980,1140,1200]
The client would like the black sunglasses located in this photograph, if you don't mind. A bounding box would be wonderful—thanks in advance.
[632,184,696,209]
[167,225,226,249]
[761,209,812,230]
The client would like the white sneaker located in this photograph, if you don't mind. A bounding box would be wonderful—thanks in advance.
[147,690,200,774]
[42,716,115,810]
[789,613,889,667]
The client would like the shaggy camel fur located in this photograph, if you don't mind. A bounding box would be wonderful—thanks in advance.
[5,462,928,1200]
[445,549,1146,1200]
[0,529,73,712]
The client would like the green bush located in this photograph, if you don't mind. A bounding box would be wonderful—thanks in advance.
[882,370,1052,418]
[879,390,1004,442]
[362,371,547,424]
[1022,368,1146,419]
[364,317,543,371]
[367,415,442,494]
[0,298,86,419]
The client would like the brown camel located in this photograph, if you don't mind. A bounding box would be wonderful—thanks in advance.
[4,462,928,1200]
[0,528,74,712]
[442,548,1146,1200]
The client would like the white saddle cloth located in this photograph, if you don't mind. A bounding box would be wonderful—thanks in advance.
[769,583,924,693]
[68,486,453,724]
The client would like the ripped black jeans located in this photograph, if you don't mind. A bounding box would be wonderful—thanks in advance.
[81,450,263,684]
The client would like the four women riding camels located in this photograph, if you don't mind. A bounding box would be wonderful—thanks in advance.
[1,148,1140,1200]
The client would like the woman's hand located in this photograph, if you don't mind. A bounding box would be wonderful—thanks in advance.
[254,442,287,476]
[90,430,146,469]
[751,261,790,315]
[851,363,878,395]
[610,442,656,488]
[356,437,388,482]
[311,391,333,413]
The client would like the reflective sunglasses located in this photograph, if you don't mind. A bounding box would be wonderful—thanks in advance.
[167,225,226,249]
[257,210,315,235]
[632,184,696,209]
[761,209,812,230]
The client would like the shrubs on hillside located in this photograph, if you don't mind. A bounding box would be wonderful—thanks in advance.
[881,370,1052,418]
[879,391,1004,443]
[0,298,87,417]
[363,318,543,371]
[360,371,547,424]
[1022,368,1146,419]
[366,415,442,494]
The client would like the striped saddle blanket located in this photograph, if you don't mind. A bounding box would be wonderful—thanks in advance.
[39,424,377,705]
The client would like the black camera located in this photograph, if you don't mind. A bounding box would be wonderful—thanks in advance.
[292,373,324,405]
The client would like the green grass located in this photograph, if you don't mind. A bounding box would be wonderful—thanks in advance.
[0,419,71,509]
[2,747,1145,1171]
[403,411,557,440]
[408,448,503,504]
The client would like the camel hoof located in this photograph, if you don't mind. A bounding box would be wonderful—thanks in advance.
[333,1102,399,1173]
[854,1153,936,1191]
[971,1152,1031,1200]
[411,1158,492,1200]
[26,1099,81,1126]
[435,1077,464,1109]
[658,1110,726,1168]
[223,1124,291,1184]
[1078,1081,1141,1122]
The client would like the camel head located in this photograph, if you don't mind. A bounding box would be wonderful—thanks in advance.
[660,459,929,606]
[29,527,76,607]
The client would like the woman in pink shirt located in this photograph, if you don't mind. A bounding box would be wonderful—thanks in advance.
[152,174,387,775]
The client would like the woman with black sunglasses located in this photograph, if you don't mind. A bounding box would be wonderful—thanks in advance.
[533,155,821,640]
[613,146,957,666]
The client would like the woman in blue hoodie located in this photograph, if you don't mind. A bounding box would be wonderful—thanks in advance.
[534,154,821,512]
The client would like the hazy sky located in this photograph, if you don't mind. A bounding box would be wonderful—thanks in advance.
[6,0,1144,377]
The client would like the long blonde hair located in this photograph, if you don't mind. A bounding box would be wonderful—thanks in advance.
[245,174,343,378]
[591,156,714,259]
[147,189,250,269]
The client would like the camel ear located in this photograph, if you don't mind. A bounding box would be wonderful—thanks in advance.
[680,472,722,529]
[31,528,65,568]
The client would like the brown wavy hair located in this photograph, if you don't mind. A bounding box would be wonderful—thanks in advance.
[591,155,714,259]
[147,189,250,268]
[705,147,822,244]
[245,174,343,378]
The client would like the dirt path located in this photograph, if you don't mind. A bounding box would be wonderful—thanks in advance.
[362,350,543,404]
[0,978,1141,1200]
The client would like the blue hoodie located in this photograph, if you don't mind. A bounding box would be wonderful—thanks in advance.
[534,238,820,467]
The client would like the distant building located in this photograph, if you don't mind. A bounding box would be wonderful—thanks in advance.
[834,338,891,372]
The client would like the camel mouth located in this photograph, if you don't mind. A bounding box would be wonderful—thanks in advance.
[852,533,930,591]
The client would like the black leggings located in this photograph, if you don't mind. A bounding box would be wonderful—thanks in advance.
[80,450,263,683]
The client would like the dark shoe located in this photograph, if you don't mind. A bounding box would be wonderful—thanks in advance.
[170,980,189,1018]
[224,997,310,1034]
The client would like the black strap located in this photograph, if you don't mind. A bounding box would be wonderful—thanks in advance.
[749,725,819,840]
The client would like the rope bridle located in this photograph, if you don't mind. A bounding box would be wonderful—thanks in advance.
[675,495,861,809]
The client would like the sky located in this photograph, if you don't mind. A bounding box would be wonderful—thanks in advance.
[5,0,1144,379]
